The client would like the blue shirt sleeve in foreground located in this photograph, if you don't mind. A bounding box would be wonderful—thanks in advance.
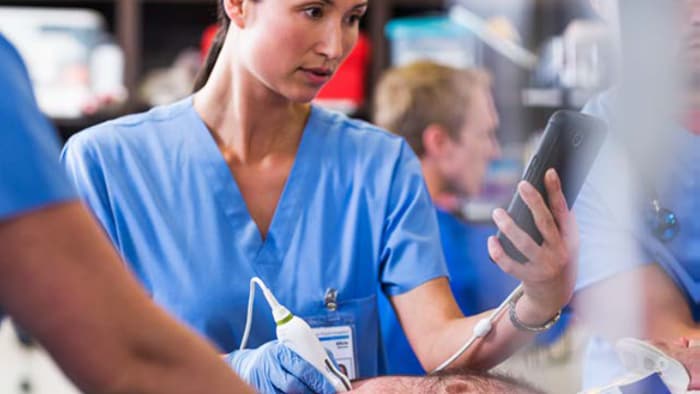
[0,35,76,220]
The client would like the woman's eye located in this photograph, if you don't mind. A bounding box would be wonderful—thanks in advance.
[347,14,363,25]
[304,7,323,19]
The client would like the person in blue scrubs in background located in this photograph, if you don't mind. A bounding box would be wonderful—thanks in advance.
[372,61,510,373]
[62,1,579,392]
[573,0,700,391]
[0,34,253,394]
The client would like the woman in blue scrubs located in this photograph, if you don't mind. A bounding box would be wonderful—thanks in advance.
[62,0,579,392]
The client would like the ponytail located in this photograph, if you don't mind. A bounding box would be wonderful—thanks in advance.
[193,3,231,92]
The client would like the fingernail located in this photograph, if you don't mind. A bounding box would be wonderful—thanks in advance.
[487,236,497,251]
[492,208,506,222]
[518,181,533,196]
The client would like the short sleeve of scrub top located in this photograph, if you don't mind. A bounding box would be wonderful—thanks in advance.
[0,34,76,220]
[60,98,448,378]
[378,141,450,296]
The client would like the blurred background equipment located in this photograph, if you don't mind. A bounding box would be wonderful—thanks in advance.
[0,6,126,120]
[448,4,537,69]
[139,48,201,107]
[385,16,478,68]
[525,19,616,109]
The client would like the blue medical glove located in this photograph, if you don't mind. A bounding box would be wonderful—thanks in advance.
[226,340,338,394]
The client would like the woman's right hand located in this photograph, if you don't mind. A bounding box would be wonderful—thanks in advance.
[488,169,579,326]
[227,340,337,394]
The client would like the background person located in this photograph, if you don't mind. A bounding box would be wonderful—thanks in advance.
[573,0,700,388]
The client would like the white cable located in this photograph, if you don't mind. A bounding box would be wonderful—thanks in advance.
[237,278,352,392]
[240,277,269,350]
[245,276,525,373]
[431,283,524,373]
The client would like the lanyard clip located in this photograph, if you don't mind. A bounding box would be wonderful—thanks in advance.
[324,288,338,311]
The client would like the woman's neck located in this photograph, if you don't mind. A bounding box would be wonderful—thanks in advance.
[193,44,309,164]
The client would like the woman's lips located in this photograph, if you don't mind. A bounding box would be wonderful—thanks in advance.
[300,67,334,85]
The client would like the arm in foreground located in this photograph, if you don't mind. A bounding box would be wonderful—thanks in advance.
[0,202,254,394]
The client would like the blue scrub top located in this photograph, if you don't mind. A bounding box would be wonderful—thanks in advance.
[574,92,700,388]
[0,34,75,221]
[61,97,448,378]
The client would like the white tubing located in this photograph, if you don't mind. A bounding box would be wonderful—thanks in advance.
[431,283,524,372]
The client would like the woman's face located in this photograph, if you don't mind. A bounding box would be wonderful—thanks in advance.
[236,0,367,103]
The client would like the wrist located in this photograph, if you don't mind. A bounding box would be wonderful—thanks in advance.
[514,293,561,328]
[227,349,252,372]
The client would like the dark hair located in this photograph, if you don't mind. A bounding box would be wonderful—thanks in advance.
[193,1,231,92]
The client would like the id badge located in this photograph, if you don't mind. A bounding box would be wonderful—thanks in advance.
[312,325,356,379]
[305,307,358,379]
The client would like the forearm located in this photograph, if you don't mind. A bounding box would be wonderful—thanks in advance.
[0,202,253,393]
[417,294,556,371]
[94,306,254,394]
[425,169,575,370]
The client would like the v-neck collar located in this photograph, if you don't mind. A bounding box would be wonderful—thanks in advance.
[185,97,319,265]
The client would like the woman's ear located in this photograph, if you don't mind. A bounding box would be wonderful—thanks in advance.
[223,0,246,28]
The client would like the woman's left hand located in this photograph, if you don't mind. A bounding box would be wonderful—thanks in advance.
[488,168,579,325]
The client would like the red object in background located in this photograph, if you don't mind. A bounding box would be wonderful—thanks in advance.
[201,24,219,61]
[200,26,371,113]
[315,33,371,112]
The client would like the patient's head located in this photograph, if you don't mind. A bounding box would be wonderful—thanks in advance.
[350,368,543,394]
